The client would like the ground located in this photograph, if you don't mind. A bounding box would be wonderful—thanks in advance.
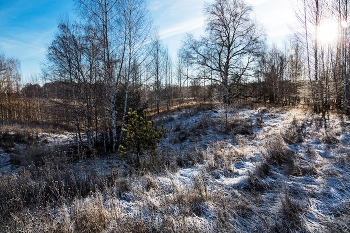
[0,104,349,232]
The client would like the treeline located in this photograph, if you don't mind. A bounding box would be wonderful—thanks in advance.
[290,0,350,117]
[2,0,350,150]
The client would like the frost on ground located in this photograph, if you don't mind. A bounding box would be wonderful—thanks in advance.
[1,105,350,232]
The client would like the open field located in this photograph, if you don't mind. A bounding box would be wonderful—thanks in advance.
[0,105,349,232]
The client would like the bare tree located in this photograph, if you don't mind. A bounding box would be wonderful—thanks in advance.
[149,37,172,113]
[0,53,21,120]
[294,0,338,115]
[287,37,304,105]
[335,0,349,115]
[164,47,173,110]
[150,37,163,113]
[46,21,91,145]
[118,0,153,143]
[258,46,290,104]
[183,0,264,103]
[176,55,185,106]
[76,0,123,151]
[182,0,264,127]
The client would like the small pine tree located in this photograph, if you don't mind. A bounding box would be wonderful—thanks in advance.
[118,109,163,166]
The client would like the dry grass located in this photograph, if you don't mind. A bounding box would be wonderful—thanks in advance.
[176,148,204,168]
[264,135,296,175]
[281,117,304,145]
[282,125,304,145]
[322,133,340,145]
[247,171,267,192]
[306,145,318,160]
[324,204,350,233]
[147,101,215,117]
[10,146,61,166]
[1,106,350,232]
[74,194,111,233]
[204,141,242,176]
[0,129,41,153]
[272,193,304,232]
[263,135,319,177]
[170,177,209,217]
[255,160,270,178]
[168,113,213,145]
[247,160,271,192]
[144,175,158,192]
[226,116,254,135]
[0,120,71,136]
[0,155,128,227]
[7,193,111,233]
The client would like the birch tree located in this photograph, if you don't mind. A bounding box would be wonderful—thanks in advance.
[335,0,349,115]
[182,0,264,104]
[118,0,153,143]
[0,53,21,120]
[76,0,123,151]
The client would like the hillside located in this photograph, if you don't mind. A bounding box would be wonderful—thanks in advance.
[0,105,349,232]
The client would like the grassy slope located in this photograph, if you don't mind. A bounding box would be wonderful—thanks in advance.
[0,105,349,232]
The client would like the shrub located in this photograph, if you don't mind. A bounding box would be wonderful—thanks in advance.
[264,136,295,175]
[144,175,158,192]
[119,109,164,166]
[10,146,59,166]
[322,133,339,145]
[273,194,303,232]
[255,160,270,178]
[247,172,266,192]
[176,148,204,168]
[229,118,253,135]
[281,118,304,145]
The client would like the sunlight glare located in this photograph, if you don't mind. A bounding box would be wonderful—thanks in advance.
[317,19,339,45]
[341,20,348,28]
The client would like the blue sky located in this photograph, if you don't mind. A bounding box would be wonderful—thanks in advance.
[0,0,75,82]
[0,0,295,83]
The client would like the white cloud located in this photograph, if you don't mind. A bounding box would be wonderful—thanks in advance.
[149,0,162,11]
[0,28,54,59]
[246,0,272,6]
[159,17,205,39]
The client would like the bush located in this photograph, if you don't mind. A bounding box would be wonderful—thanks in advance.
[264,136,295,175]
[281,118,304,144]
[274,194,303,232]
[119,109,164,167]
[228,117,253,135]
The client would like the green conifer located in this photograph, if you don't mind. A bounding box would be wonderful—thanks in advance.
[118,109,163,166]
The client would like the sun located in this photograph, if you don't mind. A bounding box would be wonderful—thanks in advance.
[317,19,339,45]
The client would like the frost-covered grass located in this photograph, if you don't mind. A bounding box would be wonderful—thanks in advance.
[1,105,350,232]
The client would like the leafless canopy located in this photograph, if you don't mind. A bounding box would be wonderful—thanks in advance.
[183,0,265,88]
